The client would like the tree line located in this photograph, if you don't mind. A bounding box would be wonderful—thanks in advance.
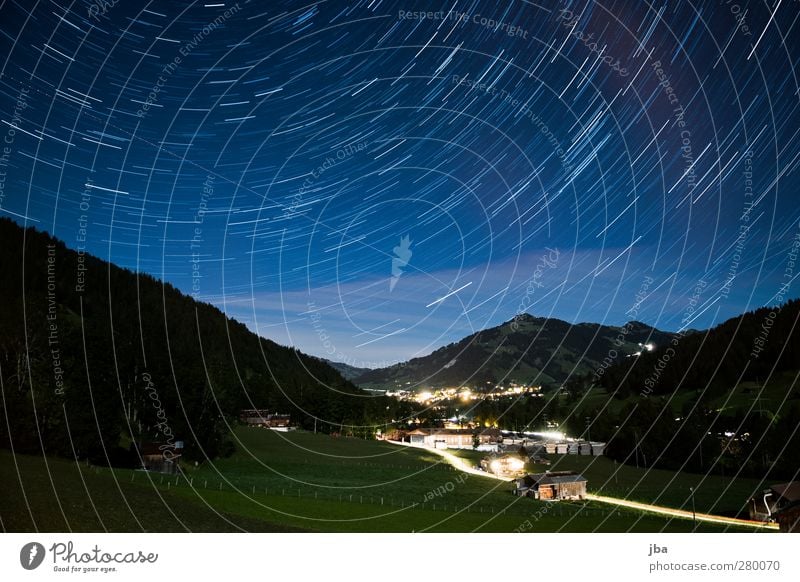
[0,218,391,466]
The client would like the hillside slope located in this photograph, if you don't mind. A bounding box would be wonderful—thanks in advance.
[0,218,388,464]
[598,299,800,398]
[353,314,675,389]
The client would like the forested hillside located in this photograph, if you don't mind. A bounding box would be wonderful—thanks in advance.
[354,314,675,389]
[588,300,800,479]
[0,218,391,465]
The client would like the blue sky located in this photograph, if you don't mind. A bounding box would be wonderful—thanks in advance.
[1,0,799,366]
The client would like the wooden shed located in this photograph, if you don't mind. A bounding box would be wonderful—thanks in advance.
[513,471,587,501]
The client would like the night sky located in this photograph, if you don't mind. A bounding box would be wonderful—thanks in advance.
[1,1,799,367]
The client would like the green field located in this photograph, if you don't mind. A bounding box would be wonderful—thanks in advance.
[0,450,300,532]
[448,449,766,517]
[1,428,766,532]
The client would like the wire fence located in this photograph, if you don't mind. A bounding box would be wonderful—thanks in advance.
[72,465,630,521]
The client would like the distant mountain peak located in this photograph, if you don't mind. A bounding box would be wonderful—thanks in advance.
[352,313,677,389]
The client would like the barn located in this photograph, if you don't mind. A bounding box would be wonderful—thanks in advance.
[136,441,183,474]
[402,427,501,449]
[239,410,293,429]
[513,471,587,501]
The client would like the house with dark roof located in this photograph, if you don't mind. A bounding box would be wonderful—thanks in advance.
[239,410,293,430]
[402,427,502,449]
[135,441,183,474]
[749,482,800,523]
[513,471,587,501]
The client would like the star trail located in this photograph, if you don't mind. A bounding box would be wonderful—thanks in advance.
[1,0,799,366]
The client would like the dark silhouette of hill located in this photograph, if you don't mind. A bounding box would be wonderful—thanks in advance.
[597,299,800,398]
[0,218,390,464]
[320,359,372,381]
[353,314,675,389]
[589,299,800,480]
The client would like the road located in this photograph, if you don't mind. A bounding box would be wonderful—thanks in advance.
[389,440,779,530]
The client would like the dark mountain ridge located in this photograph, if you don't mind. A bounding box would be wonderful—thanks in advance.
[353,313,676,389]
[0,218,389,464]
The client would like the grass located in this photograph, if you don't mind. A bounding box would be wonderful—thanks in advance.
[710,372,800,416]
[0,429,765,532]
[0,450,301,532]
[545,455,765,517]
[447,448,765,517]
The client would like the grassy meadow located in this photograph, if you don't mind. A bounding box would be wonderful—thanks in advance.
[1,427,768,533]
[449,448,766,517]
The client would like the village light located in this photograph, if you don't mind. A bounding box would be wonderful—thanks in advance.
[508,458,524,470]
[535,431,566,441]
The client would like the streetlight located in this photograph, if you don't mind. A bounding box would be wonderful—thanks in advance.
[689,487,696,529]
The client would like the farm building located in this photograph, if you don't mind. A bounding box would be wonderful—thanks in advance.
[475,442,501,452]
[513,471,587,501]
[749,482,800,522]
[136,441,183,474]
[240,410,293,430]
[589,442,606,456]
[542,440,605,456]
[403,427,501,449]
[525,443,546,455]
[529,452,551,465]
[480,453,527,478]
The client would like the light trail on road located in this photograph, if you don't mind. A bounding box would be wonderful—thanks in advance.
[388,441,779,530]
